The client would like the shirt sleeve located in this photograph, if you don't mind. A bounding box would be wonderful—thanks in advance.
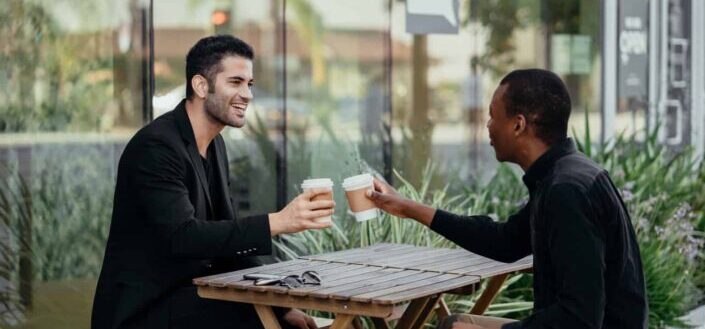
[512,183,607,328]
[132,135,272,259]
[429,204,532,263]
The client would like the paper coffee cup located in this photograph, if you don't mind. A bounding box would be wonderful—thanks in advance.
[342,173,379,222]
[301,178,334,223]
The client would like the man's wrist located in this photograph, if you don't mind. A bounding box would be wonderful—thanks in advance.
[404,199,436,226]
[268,212,283,236]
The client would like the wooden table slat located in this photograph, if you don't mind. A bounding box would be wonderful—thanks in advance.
[416,254,496,274]
[374,275,483,304]
[327,245,433,265]
[299,243,410,262]
[349,272,465,303]
[459,257,532,277]
[193,259,309,286]
[198,286,397,318]
[223,261,357,290]
[325,270,442,300]
[287,265,394,297]
[366,247,468,269]
[212,260,328,287]
[300,268,414,297]
[382,249,483,270]
[308,268,422,298]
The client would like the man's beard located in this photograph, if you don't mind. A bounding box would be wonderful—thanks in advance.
[204,92,244,128]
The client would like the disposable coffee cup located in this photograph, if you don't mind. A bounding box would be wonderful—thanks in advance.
[301,178,334,224]
[342,173,379,222]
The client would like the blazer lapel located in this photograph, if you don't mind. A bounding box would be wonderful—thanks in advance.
[174,100,215,218]
[213,137,235,220]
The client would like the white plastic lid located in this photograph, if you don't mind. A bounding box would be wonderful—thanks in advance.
[301,178,334,189]
[342,173,373,191]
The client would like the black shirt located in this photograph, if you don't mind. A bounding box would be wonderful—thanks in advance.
[201,143,218,220]
[430,138,648,328]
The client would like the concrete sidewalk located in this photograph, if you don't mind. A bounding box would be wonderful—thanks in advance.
[671,305,705,329]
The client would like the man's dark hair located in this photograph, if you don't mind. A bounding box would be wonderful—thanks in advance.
[185,35,254,99]
[499,69,571,145]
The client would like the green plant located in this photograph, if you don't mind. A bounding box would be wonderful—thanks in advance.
[0,164,31,327]
[573,119,704,328]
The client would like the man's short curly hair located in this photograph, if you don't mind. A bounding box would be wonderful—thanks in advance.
[185,35,254,99]
[500,69,572,145]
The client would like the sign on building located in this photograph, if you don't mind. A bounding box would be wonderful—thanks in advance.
[406,0,460,35]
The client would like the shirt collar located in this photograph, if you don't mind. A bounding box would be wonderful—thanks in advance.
[522,138,576,191]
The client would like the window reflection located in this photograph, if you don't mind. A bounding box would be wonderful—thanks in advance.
[0,1,144,328]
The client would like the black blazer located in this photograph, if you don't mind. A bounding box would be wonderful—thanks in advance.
[91,100,273,329]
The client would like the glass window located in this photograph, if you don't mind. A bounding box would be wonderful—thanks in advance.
[283,0,391,220]
[0,0,144,327]
[390,0,602,189]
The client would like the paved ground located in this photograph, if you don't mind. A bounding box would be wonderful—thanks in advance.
[672,305,705,329]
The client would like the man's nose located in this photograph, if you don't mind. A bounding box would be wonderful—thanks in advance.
[241,86,253,101]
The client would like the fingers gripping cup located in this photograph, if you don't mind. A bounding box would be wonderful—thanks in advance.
[342,174,379,222]
[301,178,334,224]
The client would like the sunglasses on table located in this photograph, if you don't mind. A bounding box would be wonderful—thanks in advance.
[242,270,321,288]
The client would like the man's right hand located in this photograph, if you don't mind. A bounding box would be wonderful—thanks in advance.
[269,188,335,236]
[366,178,408,218]
[366,178,436,226]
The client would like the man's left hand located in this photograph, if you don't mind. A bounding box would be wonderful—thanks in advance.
[283,309,318,329]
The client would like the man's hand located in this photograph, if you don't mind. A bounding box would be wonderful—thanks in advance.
[269,188,335,236]
[366,178,437,226]
[282,309,318,329]
[366,178,408,218]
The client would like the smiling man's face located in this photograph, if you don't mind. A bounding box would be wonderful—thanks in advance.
[203,55,254,128]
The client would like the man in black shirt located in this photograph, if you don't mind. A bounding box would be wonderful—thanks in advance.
[366,69,648,328]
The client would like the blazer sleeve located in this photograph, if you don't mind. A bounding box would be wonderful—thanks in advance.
[132,135,273,259]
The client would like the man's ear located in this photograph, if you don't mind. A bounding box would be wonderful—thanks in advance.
[192,75,209,98]
[514,114,527,136]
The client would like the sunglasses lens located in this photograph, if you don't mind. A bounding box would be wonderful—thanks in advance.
[280,275,303,288]
[301,271,321,285]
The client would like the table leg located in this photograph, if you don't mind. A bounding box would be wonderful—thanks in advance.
[372,317,392,329]
[435,297,451,322]
[469,273,510,315]
[254,304,282,329]
[411,294,443,329]
[330,314,356,329]
[353,317,364,329]
[394,294,442,329]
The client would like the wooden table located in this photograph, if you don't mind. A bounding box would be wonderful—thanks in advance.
[193,243,532,329]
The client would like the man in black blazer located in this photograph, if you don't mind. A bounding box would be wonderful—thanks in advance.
[91,35,334,329]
